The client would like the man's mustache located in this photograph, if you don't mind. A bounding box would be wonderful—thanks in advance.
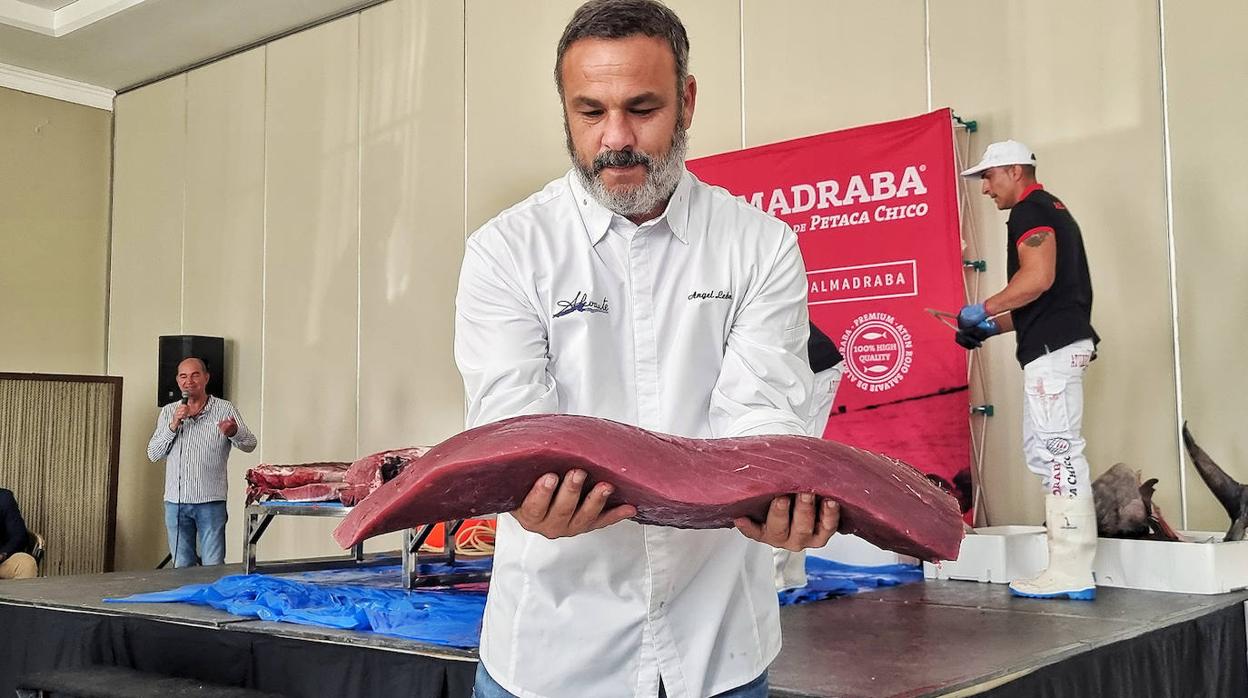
[592,149,652,176]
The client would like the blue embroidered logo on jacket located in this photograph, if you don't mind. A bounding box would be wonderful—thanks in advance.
[554,291,609,318]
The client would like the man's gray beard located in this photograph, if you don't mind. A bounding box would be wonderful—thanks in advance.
[570,126,688,218]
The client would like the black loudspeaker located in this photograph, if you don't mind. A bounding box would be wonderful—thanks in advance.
[157,335,226,406]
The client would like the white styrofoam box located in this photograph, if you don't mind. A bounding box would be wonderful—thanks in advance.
[810,533,918,567]
[923,526,1248,594]
[1092,532,1248,595]
[923,525,1047,583]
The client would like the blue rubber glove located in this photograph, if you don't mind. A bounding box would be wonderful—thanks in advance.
[957,303,989,329]
[954,317,1001,350]
[966,317,1001,341]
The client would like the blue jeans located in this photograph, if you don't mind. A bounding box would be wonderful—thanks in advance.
[472,663,768,698]
[164,501,227,567]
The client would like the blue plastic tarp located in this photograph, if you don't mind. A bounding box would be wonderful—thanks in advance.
[779,556,923,606]
[107,555,919,648]
[107,559,491,648]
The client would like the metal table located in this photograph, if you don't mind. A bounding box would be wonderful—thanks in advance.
[243,503,491,589]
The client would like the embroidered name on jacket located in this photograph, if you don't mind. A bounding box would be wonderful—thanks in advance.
[688,289,733,301]
[554,291,610,317]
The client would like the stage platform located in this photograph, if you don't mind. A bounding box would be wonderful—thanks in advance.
[0,563,1244,697]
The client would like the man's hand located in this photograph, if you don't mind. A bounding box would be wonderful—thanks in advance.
[512,469,637,539]
[957,302,989,329]
[957,315,1001,350]
[218,416,238,437]
[170,404,190,431]
[955,329,983,350]
[955,303,1000,350]
[735,494,840,552]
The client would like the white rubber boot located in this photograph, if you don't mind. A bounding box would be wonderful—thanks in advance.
[1009,494,1097,600]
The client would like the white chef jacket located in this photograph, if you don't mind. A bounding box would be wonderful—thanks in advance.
[455,169,814,698]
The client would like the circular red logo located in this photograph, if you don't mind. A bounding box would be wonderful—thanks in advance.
[840,313,914,393]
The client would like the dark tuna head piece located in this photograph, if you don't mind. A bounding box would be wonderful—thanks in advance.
[1093,463,1150,537]
[333,414,965,562]
[1092,463,1181,541]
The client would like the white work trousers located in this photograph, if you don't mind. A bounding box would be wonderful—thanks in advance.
[1021,339,1095,499]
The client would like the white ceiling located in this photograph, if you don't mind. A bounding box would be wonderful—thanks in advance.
[0,0,385,92]
[20,0,77,11]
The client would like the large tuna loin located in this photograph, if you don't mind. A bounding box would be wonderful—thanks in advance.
[333,414,964,562]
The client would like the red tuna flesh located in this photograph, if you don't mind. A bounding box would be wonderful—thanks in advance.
[333,415,963,562]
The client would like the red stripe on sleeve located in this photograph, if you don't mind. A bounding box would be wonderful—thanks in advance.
[1017,226,1054,246]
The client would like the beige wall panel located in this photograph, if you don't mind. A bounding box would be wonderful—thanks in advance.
[666,0,741,157]
[465,0,580,232]
[742,0,927,147]
[0,87,111,374]
[109,76,186,570]
[358,0,466,461]
[183,48,267,562]
[263,17,361,555]
[931,1,1175,525]
[1165,1,1248,532]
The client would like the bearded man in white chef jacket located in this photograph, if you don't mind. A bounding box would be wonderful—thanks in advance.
[455,3,842,697]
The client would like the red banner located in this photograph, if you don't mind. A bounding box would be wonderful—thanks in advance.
[689,109,972,519]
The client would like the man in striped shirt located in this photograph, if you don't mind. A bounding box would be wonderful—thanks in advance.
[147,357,256,567]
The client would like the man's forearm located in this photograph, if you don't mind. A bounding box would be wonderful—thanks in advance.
[147,426,175,462]
[985,268,1051,315]
[994,312,1015,334]
[231,427,258,453]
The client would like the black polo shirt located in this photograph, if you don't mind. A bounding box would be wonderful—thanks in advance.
[1006,184,1099,367]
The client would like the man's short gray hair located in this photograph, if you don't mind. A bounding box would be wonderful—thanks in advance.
[555,0,690,100]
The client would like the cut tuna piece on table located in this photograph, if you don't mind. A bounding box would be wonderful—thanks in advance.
[244,462,350,504]
[340,447,430,507]
[334,414,964,562]
[251,481,349,503]
[246,462,349,489]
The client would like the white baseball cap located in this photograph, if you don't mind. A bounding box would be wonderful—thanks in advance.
[960,140,1037,177]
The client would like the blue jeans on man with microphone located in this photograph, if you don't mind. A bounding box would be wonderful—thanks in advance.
[163,500,227,567]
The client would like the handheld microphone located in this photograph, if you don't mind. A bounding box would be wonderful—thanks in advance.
[177,391,192,430]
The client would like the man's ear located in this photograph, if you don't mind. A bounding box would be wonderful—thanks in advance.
[681,75,697,130]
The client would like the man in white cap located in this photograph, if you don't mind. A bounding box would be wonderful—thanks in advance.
[957,140,1101,601]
